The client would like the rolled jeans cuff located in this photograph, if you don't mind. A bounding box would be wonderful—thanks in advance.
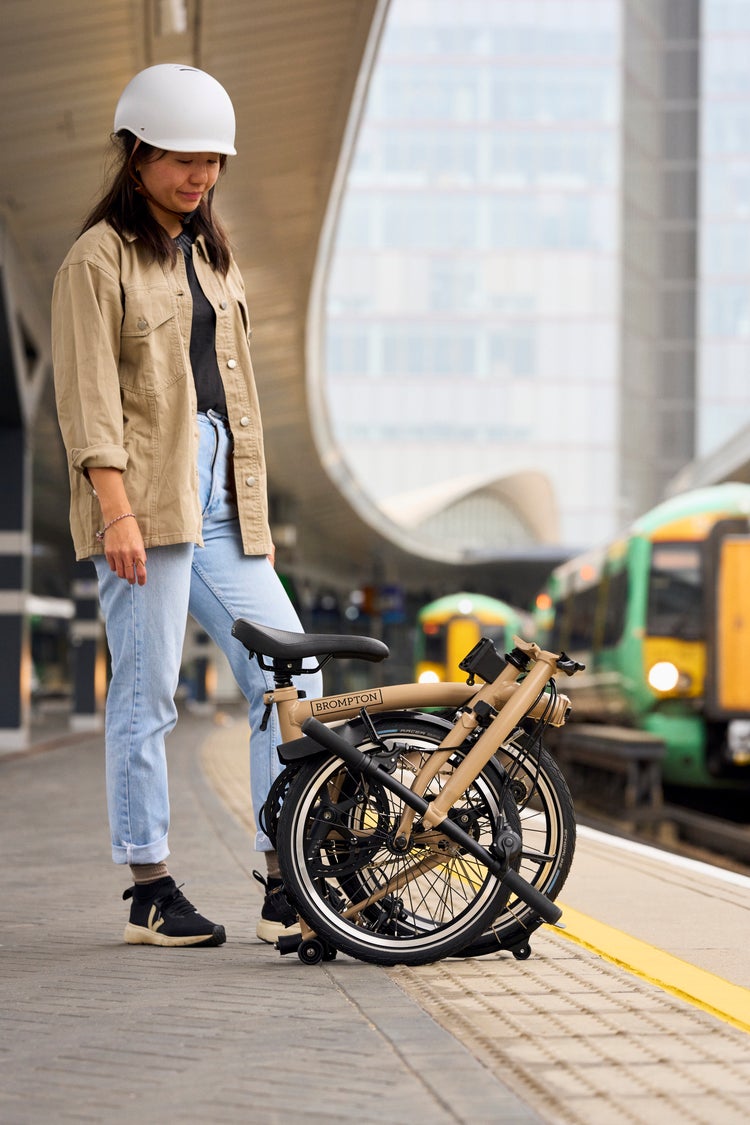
[112,833,170,866]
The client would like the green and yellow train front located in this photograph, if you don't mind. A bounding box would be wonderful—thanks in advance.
[630,495,750,786]
[415,592,530,684]
[537,484,750,789]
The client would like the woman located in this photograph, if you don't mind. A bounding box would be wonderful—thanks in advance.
[52,64,322,947]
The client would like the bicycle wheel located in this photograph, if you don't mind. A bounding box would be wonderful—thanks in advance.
[276,730,520,966]
[322,712,575,958]
[459,728,576,957]
[258,763,300,848]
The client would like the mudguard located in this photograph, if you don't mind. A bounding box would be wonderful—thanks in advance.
[277,721,361,763]
[276,709,454,764]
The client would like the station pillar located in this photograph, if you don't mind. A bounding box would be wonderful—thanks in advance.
[69,565,105,731]
[0,279,34,747]
[0,221,53,751]
[0,439,31,751]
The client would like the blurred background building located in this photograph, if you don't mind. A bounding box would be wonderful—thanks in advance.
[324,0,749,557]
[5,0,750,737]
[699,0,750,454]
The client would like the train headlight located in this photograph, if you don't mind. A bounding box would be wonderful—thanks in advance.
[418,670,440,684]
[647,661,680,692]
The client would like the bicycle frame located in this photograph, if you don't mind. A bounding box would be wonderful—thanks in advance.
[235,623,579,931]
[269,650,568,748]
[297,639,572,923]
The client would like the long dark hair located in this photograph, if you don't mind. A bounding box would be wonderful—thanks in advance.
[80,131,233,275]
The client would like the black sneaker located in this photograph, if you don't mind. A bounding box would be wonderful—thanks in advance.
[253,869,300,944]
[123,876,226,947]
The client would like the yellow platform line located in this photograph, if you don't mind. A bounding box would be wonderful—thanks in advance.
[552,902,750,1034]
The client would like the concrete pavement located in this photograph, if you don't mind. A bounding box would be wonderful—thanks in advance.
[0,709,539,1124]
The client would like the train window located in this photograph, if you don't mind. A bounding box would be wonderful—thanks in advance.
[601,568,627,646]
[568,585,598,649]
[647,542,704,639]
[549,592,572,650]
[421,622,446,663]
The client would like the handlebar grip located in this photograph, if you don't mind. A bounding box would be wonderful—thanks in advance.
[501,868,563,925]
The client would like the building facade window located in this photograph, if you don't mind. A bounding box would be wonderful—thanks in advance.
[325,0,621,548]
[698,0,750,455]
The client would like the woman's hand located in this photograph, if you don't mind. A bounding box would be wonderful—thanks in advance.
[88,467,147,586]
[104,517,147,586]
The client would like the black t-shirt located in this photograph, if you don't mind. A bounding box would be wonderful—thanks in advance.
[175,227,227,415]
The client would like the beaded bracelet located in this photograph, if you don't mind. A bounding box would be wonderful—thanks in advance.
[95,512,136,542]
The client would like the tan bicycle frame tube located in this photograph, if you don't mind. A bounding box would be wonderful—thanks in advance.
[419,646,563,829]
[271,681,481,743]
[271,672,566,744]
[391,642,565,838]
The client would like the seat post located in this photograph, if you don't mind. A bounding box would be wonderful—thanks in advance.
[271,659,303,691]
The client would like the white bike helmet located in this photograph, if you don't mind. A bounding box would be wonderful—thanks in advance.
[114,64,236,155]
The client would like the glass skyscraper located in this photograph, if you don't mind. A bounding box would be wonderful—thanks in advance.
[699,0,750,455]
[324,0,745,558]
[326,0,620,553]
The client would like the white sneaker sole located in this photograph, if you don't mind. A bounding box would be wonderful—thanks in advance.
[256,917,302,945]
[124,922,226,947]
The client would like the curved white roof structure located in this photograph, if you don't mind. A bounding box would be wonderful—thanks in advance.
[3,0,567,604]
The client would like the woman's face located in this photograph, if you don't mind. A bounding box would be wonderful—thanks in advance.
[136,151,221,232]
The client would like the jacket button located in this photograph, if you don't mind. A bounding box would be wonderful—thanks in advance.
[219,300,228,310]
[227,358,237,369]
[137,318,148,330]
[240,416,250,427]
[245,475,256,487]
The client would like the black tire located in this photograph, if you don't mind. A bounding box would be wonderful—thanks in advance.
[309,712,575,958]
[459,730,575,957]
[258,763,300,847]
[276,729,521,966]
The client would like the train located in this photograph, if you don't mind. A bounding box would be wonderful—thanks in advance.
[414,592,531,683]
[532,482,750,789]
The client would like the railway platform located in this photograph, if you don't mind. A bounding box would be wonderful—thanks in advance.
[1,704,748,1124]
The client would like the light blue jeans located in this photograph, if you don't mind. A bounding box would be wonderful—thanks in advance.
[94,411,323,864]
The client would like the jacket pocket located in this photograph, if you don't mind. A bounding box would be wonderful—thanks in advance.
[119,287,186,393]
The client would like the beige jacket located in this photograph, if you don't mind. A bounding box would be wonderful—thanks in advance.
[52,220,272,561]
